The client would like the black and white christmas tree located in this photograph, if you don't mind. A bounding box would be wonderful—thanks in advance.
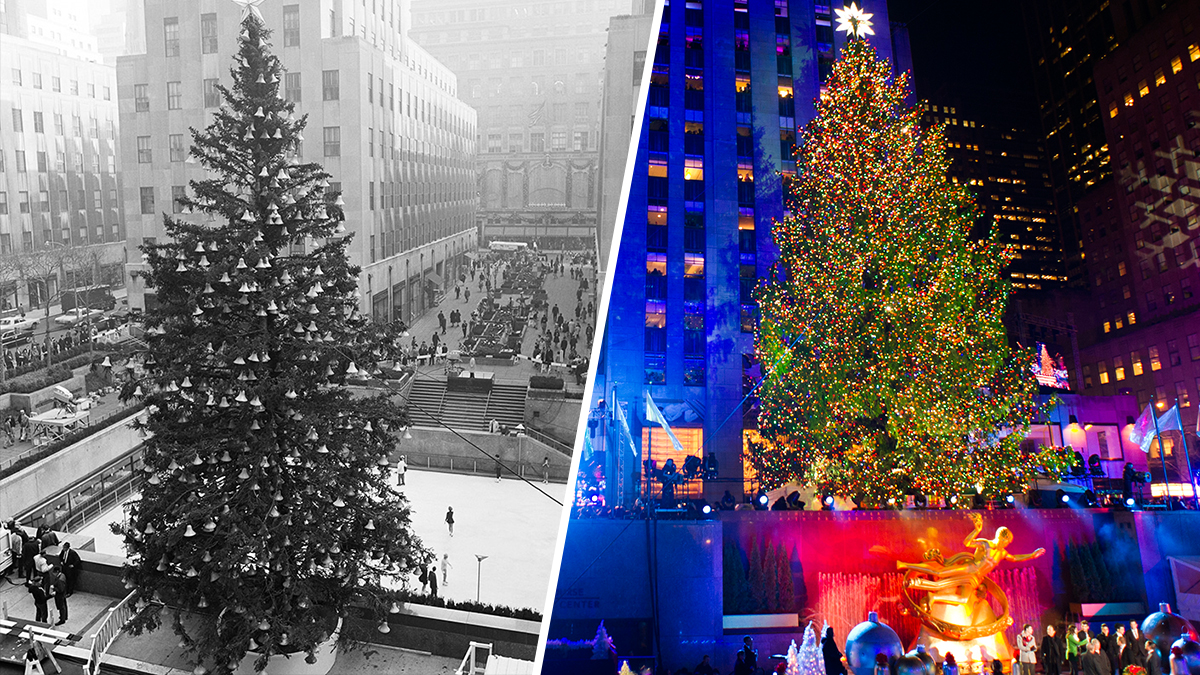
[114,9,428,674]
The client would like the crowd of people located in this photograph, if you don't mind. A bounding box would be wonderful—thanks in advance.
[3,520,79,627]
[2,322,97,372]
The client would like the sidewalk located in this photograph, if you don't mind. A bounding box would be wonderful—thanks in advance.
[404,251,599,392]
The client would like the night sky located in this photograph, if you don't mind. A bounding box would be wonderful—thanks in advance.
[886,0,1042,133]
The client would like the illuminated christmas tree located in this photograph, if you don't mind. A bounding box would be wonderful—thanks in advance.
[749,18,1071,504]
[113,9,426,673]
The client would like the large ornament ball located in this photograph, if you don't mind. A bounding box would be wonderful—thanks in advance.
[1171,632,1200,675]
[1143,604,1199,665]
[908,645,936,675]
[895,655,929,675]
[847,612,904,675]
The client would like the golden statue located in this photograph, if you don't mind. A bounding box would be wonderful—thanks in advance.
[897,513,1045,673]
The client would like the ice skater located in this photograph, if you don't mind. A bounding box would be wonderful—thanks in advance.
[442,553,451,587]
[445,506,455,537]
[396,455,407,486]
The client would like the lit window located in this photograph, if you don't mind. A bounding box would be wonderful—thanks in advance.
[684,253,705,277]
[1172,56,1184,74]
[1178,382,1191,408]
[1132,352,1144,376]
[1098,362,1110,384]
[1103,321,1111,333]
[1154,69,1165,87]
[1127,311,1136,325]
[1138,80,1149,97]
[1118,261,1126,276]
[1109,104,1118,118]
[1125,93,1134,106]
[1114,355,1125,381]
[1149,345,1162,371]
[1190,44,1200,62]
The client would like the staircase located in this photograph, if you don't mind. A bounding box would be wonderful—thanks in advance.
[438,392,492,432]
[405,378,445,427]
[485,382,527,429]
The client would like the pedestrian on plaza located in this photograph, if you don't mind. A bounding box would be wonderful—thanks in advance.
[397,455,407,486]
[19,410,30,441]
[445,507,455,537]
[442,553,451,587]
[33,544,51,576]
[36,524,58,550]
[26,580,49,623]
[3,416,15,448]
[438,312,446,334]
[59,542,81,596]
[455,285,461,300]
[542,456,550,484]
[495,460,503,482]
[428,567,438,598]
[419,565,429,594]
[464,288,471,304]
[1017,624,1038,675]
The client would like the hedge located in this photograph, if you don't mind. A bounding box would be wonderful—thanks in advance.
[395,590,542,622]
[0,348,117,394]
[529,375,564,390]
[0,402,145,479]
[0,365,73,395]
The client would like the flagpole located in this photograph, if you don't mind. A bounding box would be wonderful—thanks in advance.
[1151,402,1171,510]
[1173,399,1199,511]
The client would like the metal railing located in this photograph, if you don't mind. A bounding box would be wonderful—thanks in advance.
[86,590,139,675]
[404,450,568,483]
[524,426,573,455]
[456,641,493,675]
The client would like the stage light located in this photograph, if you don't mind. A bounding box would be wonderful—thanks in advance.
[755,490,769,510]
[1005,494,1015,504]
[1125,497,1136,507]
[822,495,835,510]
[1057,489,1069,505]
[948,495,959,508]
[702,503,712,515]
[1082,490,1096,507]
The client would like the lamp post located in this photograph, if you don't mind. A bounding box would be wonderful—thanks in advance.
[474,554,488,603]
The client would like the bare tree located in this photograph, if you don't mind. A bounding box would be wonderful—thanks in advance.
[1,243,97,374]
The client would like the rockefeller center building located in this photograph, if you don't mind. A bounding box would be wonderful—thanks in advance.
[595,0,910,506]
[118,0,478,323]
[1071,0,1200,482]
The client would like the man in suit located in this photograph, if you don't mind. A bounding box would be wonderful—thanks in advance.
[59,542,81,596]
[1082,640,1109,675]
[42,565,67,625]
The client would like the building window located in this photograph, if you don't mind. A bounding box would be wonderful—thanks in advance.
[11,109,22,133]
[137,136,152,163]
[169,134,185,162]
[487,133,502,153]
[203,79,220,108]
[285,72,302,102]
[164,17,180,57]
[530,132,545,152]
[508,133,523,153]
[551,131,567,151]
[368,182,375,210]
[135,84,149,111]
[201,13,218,53]
[644,356,666,385]
[51,76,61,92]
[15,151,25,172]
[140,187,155,214]
[1083,364,1093,389]
[323,126,340,156]
[283,5,301,46]
[167,81,182,109]
[368,73,373,103]
[322,70,339,100]
[103,86,111,100]
[0,192,6,215]
[1131,351,1144,376]
[1178,382,1192,408]
[1149,345,1162,371]
[18,191,29,213]
[1168,340,1181,367]
[1189,334,1200,361]
[32,112,43,133]
[1098,361,1109,385]
[172,186,186,213]
[573,131,588,151]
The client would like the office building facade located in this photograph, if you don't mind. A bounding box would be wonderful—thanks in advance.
[408,0,634,250]
[0,15,127,311]
[597,0,907,505]
[1073,1,1200,456]
[119,0,478,323]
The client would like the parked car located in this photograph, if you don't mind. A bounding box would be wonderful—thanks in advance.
[0,315,38,332]
[2,330,32,349]
[54,307,104,326]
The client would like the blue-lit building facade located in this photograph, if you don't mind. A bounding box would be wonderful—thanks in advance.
[593,0,911,506]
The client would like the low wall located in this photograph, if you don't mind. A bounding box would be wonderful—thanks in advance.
[525,389,582,448]
[399,426,572,482]
[0,409,144,517]
[1,367,88,413]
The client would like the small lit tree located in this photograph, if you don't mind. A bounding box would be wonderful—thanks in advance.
[113,11,428,673]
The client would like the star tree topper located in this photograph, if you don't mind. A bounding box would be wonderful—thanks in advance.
[233,0,266,22]
[834,2,875,39]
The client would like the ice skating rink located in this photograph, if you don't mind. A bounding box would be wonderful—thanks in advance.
[78,468,568,612]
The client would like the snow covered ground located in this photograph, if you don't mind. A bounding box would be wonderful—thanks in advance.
[77,468,569,612]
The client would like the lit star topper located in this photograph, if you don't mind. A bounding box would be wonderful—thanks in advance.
[232,0,266,22]
[834,2,875,39]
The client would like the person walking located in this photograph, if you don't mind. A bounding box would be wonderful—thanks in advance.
[59,542,81,596]
[442,553,451,587]
[1041,624,1064,675]
[18,410,30,442]
[418,565,429,594]
[445,507,454,537]
[3,416,15,448]
[542,456,550,484]
[428,566,439,598]
[396,455,407,486]
[1018,624,1038,675]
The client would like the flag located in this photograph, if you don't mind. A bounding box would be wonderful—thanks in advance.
[582,430,594,462]
[527,101,545,128]
[1130,403,1157,453]
[613,397,638,457]
[644,391,684,454]
[1157,405,1183,433]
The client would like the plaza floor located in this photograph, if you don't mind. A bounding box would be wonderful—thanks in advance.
[77,467,568,612]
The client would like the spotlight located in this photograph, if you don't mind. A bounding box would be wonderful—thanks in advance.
[1125,497,1136,507]
[822,494,835,510]
[948,495,959,508]
[1057,489,1069,505]
[702,503,713,515]
[755,490,769,510]
[1005,494,1016,505]
[1081,490,1096,507]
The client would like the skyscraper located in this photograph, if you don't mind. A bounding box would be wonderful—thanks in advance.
[118,0,478,323]
[596,0,907,506]
[0,2,127,310]
[1022,0,1178,287]
[409,0,633,250]
[1072,1,1200,463]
